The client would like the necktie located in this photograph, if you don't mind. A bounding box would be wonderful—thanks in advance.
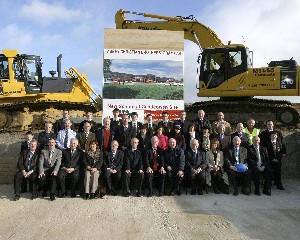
[71,149,75,157]
[85,132,89,139]
[27,152,33,171]
[64,130,68,148]
[111,152,116,168]
[27,141,30,149]
[256,147,262,167]
[235,148,239,163]
[153,149,157,171]
[124,126,127,131]
[49,150,53,165]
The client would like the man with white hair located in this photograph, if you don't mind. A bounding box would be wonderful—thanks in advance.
[231,123,250,149]
[194,109,212,135]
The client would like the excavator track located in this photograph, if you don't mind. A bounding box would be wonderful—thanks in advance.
[0,100,97,132]
[186,98,300,127]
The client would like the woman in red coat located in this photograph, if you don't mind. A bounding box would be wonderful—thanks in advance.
[156,126,168,150]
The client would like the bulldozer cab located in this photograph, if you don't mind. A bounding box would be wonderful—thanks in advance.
[200,46,248,89]
[0,57,9,80]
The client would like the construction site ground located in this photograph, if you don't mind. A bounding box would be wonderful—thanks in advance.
[0,179,299,240]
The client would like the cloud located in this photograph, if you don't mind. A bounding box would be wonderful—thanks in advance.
[20,0,90,25]
[0,24,33,50]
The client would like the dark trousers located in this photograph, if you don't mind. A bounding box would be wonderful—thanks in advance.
[210,170,227,191]
[39,170,57,194]
[57,169,79,194]
[123,171,144,193]
[166,171,183,193]
[252,166,272,191]
[188,171,205,191]
[145,171,165,194]
[105,170,122,192]
[228,169,251,191]
[15,171,37,195]
[270,162,282,186]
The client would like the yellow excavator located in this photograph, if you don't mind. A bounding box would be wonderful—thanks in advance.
[0,50,102,131]
[115,9,300,125]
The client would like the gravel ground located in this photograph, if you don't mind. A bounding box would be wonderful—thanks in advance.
[0,179,299,240]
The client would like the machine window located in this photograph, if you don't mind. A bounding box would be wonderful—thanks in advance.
[0,58,9,79]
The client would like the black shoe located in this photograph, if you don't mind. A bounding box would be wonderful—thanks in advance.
[71,191,76,198]
[158,192,164,197]
[191,189,196,195]
[85,193,90,200]
[112,190,118,196]
[59,193,66,198]
[124,192,130,197]
[50,194,56,201]
[90,193,95,199]
[263,190,271,196]
[15,194,20,201]
[197,189,203,195]
[233,189,238,196]
[214,189,221,194]
[176,190,182,196]
[242,189,250,195]
[169,191,175,196]
[42,191,47,198]
[31,193,38,200]
[136,192,141,197]
[277,185,285,190]
[223,188,229,194]
[254,190,261,196]
[147,192,153,197]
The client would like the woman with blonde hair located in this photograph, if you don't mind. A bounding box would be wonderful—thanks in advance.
[206,139,229,194]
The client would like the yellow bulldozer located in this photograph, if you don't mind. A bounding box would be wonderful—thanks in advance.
[0,50,102,131]
[115,9,300,126]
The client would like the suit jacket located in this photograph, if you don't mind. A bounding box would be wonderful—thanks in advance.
[231,132,250,148]
[39,148,62,173]
[78,119,98,133]
[259,129,284,148]
[17,150,39,172]
[61,148,84,171]
[124,148,143,172]
[173,119,190,134]
[224,146,248,170]
[184,131,201,151]
[37,131,56,151]
[164,147,185,173]
[210,133,231,151]
[144,147,164,170]
[77,132,96,151]
[96,127,115,151]
[115,125,136,148]
[138,135,152,150]
[103,150,124,171]
[185,149,207,172]
[157,121,173,137]
[193,118,212,134]
[110,118,122,132]
[53,118,75,135]
[130,121,143,136]
[84,149,103,171]
[266,140,285,163]
[143,123,157,137]
[247,145,269,170]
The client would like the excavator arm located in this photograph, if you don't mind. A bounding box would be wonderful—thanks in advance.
[115,9,224,51]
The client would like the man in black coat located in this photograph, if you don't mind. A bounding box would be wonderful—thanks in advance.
[57,138,84,197]
[110,108,122,132]
[173,110,189,135]
[144,136,165,197]
[143,113,157,137]
[14,139,39,200]
[53,109,75,135]
[164,138,185,196]
[37,122,56,152]
[193,109,212,135]
[157,111,173,137]
[248,136,272,196]
[78,111,98,133]
[185,139,207,195]
[103,140,124,196]
[115,113,136,151]
[123,138,144,197]
[130,112,143,136]
[231,123,250,149]
[20,131,34,152]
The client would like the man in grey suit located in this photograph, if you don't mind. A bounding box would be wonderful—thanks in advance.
[38,138,62,201]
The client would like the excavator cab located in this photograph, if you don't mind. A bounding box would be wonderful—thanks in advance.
[200,45,249,89]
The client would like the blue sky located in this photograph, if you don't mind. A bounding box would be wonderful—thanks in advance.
[1,0,300,103]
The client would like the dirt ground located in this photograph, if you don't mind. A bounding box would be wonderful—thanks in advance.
[0,179,299,240]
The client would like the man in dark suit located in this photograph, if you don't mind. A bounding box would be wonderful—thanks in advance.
[194,109,212,135]
[110,108,122,132]
[130,112,143,136]
[143,113,157,137]
[185,139,207,195]
[57,138,84,198]
[123,138,144,197]
[103,140,124,196]
[38,138,62,201]
[37,122,56,152]
[157,111,173,137]
[225,136,251,196]
[231,123,250,149]
[144,136,165,197]
[78,111,98,133]
[210,124,231,151]
[77,121,96,152]
[15,139,39,200]
[248,136,272,196]
[259,120,284,148]
[20,131,34,152]
[115,113,136,151]
[53,109,75,135]
[96,117,115,152]
[266,131,286,190]
[164,138,185,196]
[173,110,189,135]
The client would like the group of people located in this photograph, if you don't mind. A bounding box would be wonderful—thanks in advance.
[14,108,286,201]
